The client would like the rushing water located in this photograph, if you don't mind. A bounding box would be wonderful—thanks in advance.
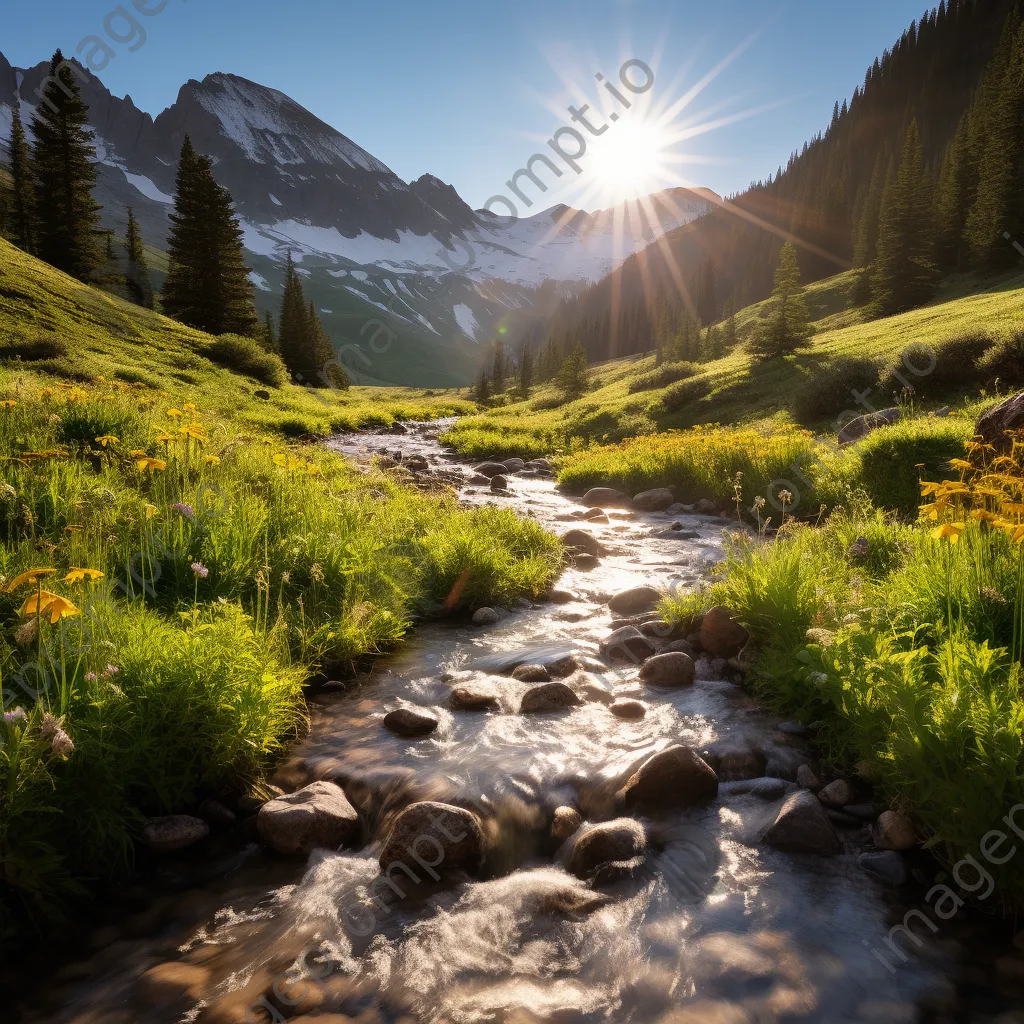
[12,423,1021,1023]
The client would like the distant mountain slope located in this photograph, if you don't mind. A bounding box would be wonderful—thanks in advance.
[0,53,715,383]
[540,0,1019,364]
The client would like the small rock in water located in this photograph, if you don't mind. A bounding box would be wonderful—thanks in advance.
[608,585,662,617]
[639,652,696,688]
[700,606,749,658]
[843,802,879,822]
[566,819,647,880]
[473,462,509,478]
[609,698,647,720]
[573,552,601,569]
[666,503,691,515]
[661,638,696,658]
[257,781,360,856]
[551,806,583,844]
[511,663,551,682]
[695,498,719,516]
[502,458,525,473]
[198,798,237,826]
[859,850,908,886]
[632,487,675,511]
[141,815,210,852]
[549,589,576,604]
[583,486,630,508]
[472,607,500,626]
[379,801,484,877]
[639,620,676,639]
[818,779,854,808]
[778,721,810,737]
[599,625,656,665]
[619,745,719,810]
[561,529,602,556]
[722,776,792,800]
[762,790,839,856]
[582,507,608,521]
[796,764,822,791]
[874,810,917,851]
[545,654,579,678]
[384,707,439,738]
[450,683,501,711]
[520,681,582,713]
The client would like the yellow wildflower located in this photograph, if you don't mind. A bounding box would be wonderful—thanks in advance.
[931,522,966,544]
[94,435,119,447]
[166,408,183,420]
[4,568,57,592]
[63,568,105,585]
[20,590,80,623]
[144,503,160,519]
[136,457,167,473]
[204,455,220,467]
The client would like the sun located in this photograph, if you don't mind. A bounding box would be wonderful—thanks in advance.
[588,117,672,201]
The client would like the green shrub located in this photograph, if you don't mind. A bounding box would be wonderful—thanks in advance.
[881,332,992,400]
[0,332,70,362]
[207,334,287,388]
[855,416,974,515]
[628,361,699,394]
[981,330,1024,387]
[661,375,712,413]
[791,356,881,423]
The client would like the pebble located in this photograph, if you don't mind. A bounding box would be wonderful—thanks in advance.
[818,779,854,807]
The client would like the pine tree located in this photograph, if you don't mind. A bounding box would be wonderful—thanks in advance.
[557,340,590,400]
[749,242,812,360]
[870,119,938,315]
[162,136,259,336]
[519,344,533,397]
[724,307,738,352]
[273,255,341,386]
[935,112,974,269]
[474,368,491,403]
[491,340,505,393]
[6,107,33,252]
[30,50,102,279]
[263,310,277,352]
[121,206,152,308]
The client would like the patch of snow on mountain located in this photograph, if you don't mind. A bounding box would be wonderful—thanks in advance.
[269,194,282,206]
[249,271,270,291]
[125,172,173,204]
[453,304,479,340]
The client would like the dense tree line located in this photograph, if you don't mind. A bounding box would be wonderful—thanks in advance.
[523,0,1022,365]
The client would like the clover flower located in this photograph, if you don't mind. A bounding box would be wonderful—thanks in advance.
[191,562,209,579]
[172,502,195,521]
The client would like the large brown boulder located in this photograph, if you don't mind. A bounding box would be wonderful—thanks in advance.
[383,708,439,738]
[639,652,696,688]
[619,745,719,810]
[583,487,630,508]
[632,488,675,511]
[837,408,901,446]
[561,529,602,556]
[608,585,662,617]
[450,683,500,711]
[762,790,839,856]
[378,801,484,876]
[566,819,647,879]
[700,606,749,658]
[520,681,582,713]
[976,391,1024,452]
[257,781,361,856]
[599,625,656,664]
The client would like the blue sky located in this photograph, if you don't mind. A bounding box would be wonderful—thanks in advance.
[4,0,929,210]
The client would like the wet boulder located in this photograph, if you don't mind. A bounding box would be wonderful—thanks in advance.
[582,487,630,508]
[762,790,839,856]
[608,585,662,617]
[599,626,656,664]
[639,652,696,688]
[379,801,484,877]
[490,475,509,491]
[609,698,648,720]
[817,779,854,808]
[566,819,647,880]
[472,607,500,626]
[257,781,360,856]
[619,745,719,810]
[502,458,526,473]
[632,487,675,512]
[511,664,551,683]
[473,462,510,478]
[661,638,696,659]
[699,606,749,658]
[383,707,439,738]
[551,806,583,844]
[450,683,501,712]
[527,457,552,471]
[561,529,602,556]
[141,815,210,853]
[796,765,822,791]
[874,810,916,851]
[520,681,582,713]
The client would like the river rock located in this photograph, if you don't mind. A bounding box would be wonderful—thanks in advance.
[384,708,439,738]
[661,638,696,658]
[490,475,509,491]
[379,801,484,877]
[619,745,719,810]
[796,765,822,791]
[581,507,609,522]
[599,626,656,664]
[473,462,510,478]
[639,652,696,688]
[976,391,1024,452]
[561,529,602,556]
[609,698,648,720]
[566,819,647,880]
[640,620,677,640]
[502,458,525,473]
[695,498,719,516]
[520,681,582,713]
[551,806,583,844]
[818,779,854,808]
[608,585,662,617]
[549,589,576,604]
[257,781,360,856]
[512,663,551,683]
[632,488,675,511]
[762,790,839,856]
[543,653,579,678]
[722,776,792,800]
[527,458,552,471]
[450,683,500,711]
[837,408,901,446]
[705,744,766,782]
[859,850,908,886]
[874,810,916,850]
[778,721,811,737]
[700,606,749,658]
[583,487,630,508]
[198,798,237,826]
[472,607,500,626]
[141,815,210,853]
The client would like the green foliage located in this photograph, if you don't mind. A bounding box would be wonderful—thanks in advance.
[628,361,699,394]
[557,340,590,401]
[5,106,33,253]
[748,242,813,361]
[0,332,70,362]
[880,332,992,399]
[206,334,287,388]
[791,356,882,423]
[660,375,713,412]
[981,330,1024,386]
